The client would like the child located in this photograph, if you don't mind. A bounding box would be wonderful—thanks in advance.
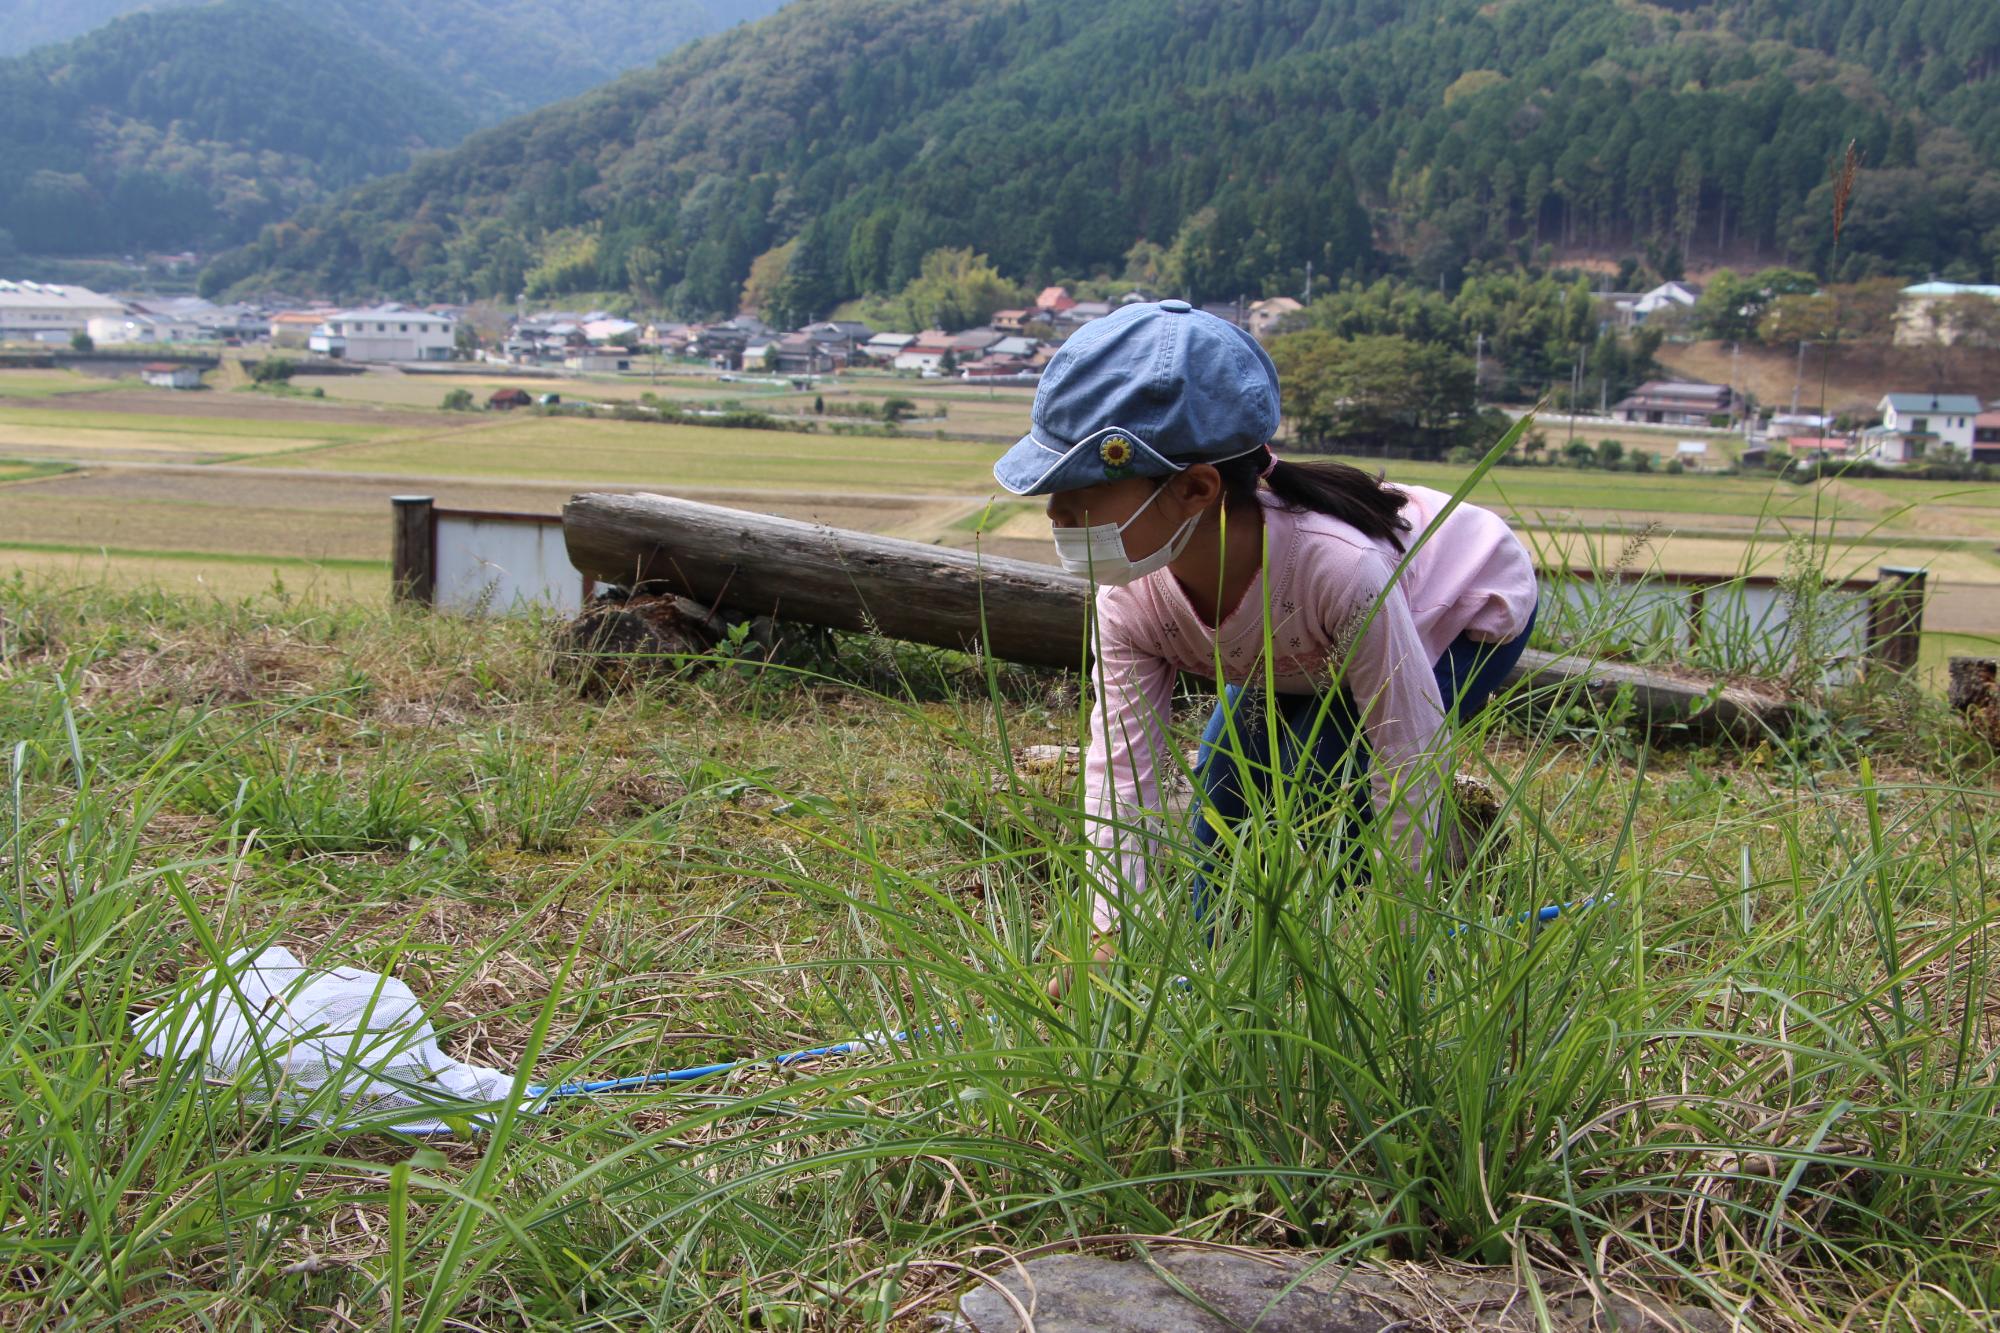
[990,300,1540,997]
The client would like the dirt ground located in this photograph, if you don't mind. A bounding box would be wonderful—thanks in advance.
[1655,340,2000,419]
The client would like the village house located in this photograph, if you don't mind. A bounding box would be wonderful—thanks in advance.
[1973,410,2000,465]
[987,335,1041,360]
[1034,285,1076,317]
[140,362,202,389]
[798,320,874,366]
[694,315,773,371]
[1765,412,1836,439]
[893,330,956,373]
[581,317,641,345]
[1894,281,2000,346]
[565,348,635,373]
[1632,281,1700,324]
[87,304,207,346]
[267,310,333,349]
[743,333,840,376]
[862,331,916,362]
[1854,427,1924,466]
[310,304,457,363]
[893,346,948,373]
[1611,379,1740,427]
[0,280,125,343]
[642,321,692,349]
[990,308,1033,334]
[946,327,1004,359]
[1246,296,1304,338]
[1877,392,1981,456]
[487,387,533,410]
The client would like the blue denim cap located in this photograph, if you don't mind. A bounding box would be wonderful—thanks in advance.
[992,298,1281,496]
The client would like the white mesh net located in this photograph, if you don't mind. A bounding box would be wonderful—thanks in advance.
[135,945,517,1135]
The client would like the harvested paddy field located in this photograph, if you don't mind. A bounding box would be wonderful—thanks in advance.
[0,464,973,572]
[254,413,1011,491]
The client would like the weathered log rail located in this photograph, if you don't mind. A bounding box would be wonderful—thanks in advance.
[562,491,1793,741]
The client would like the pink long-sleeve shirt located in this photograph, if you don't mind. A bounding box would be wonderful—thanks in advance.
[1082,484,1538,932]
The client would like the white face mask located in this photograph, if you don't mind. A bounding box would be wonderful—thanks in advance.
[1051,481,1200,585]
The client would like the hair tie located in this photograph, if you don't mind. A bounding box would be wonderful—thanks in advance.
[1258,448,1279,480]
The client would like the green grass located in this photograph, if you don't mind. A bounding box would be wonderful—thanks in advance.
[0,544,386,601]
[0,459,74,484]
[1,545,1996,1328]
[0,372,120,398]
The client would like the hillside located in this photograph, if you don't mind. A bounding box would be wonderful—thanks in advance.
[0,1,477,255]
[200,0,2000,310]
[0,1,789,112]
[0,0,789,258]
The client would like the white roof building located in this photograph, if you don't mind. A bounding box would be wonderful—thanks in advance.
[1632,281,1700,319]
[1895,281,2000,346]
[582,317,640,344]
[310,304,457,363]
[0,280,126,343]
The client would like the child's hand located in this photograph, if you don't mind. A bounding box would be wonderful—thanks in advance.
[1046,930,1119,1000]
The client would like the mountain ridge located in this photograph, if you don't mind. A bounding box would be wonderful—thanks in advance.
[196,0,2000,309]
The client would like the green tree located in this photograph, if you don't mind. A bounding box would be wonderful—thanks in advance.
[68,329,93,352]
[441,387,474,410]
[1267,330,1474,457]
[895,248,1020,332]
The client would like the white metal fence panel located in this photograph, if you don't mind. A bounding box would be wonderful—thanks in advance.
[1534,569,1876,681]
[433,513,586,615]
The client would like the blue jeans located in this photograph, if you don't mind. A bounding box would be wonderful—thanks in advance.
[1189,605,1537,924]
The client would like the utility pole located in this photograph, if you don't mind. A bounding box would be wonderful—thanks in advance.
[1566,356,1580,454]
[1473,331,1484,400]
[1303,258,1313,306]
[1790,338,1806,415]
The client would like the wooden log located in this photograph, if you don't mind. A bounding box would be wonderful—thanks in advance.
[562,491,1090,669]
[561,492,1789,740]
[391,495,436,605]
[1507,648,1788,741]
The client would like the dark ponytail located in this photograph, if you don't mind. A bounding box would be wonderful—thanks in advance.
[1215,446,1412,552]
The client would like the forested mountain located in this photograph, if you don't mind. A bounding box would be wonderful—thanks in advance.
[201,0,2000,310]
[0,1,479,255]
[0,2,788,114]
[0,0,789,257]
[0,0,178,58]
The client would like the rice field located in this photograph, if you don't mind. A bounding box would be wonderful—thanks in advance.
[247,414,1013,492]
[315,366,1043,437]
[0,370,120,398]
[0,402,395,463]
[0,372,1996,673]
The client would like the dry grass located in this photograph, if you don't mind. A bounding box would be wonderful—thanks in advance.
[1655,338,2000,420]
